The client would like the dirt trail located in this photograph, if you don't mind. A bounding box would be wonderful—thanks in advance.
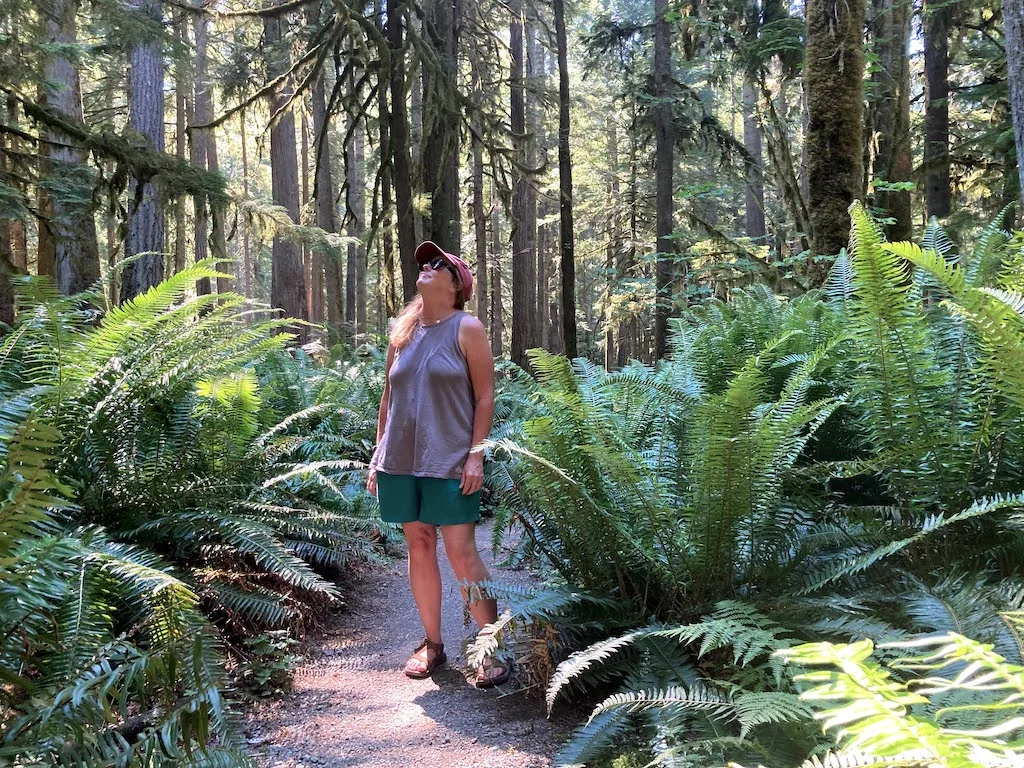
[245,522,572,768]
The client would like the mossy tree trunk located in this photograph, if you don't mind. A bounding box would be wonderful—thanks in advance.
[42,0,100,296]
[805,0,865,274]
[376,0,399,321]
[387,0,418,300]
[869,0,913,241]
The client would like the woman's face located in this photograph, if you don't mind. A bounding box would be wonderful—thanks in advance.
[417,256,460,305]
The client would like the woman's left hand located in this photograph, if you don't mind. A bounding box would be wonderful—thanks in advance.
[460,451,485,495]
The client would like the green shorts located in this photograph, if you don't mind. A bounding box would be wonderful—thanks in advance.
[376,472,481,526]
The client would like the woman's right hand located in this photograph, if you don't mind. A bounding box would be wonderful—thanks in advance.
[367,467,378,497]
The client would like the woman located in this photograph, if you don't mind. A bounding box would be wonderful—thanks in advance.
[367,240,508,687]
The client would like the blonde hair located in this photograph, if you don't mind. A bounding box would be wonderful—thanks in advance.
[390,287,466,350]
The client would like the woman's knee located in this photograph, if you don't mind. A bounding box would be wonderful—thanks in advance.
[404,524,437,557]
[444,536,483,573]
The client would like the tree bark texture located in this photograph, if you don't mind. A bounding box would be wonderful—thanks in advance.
[193,8,230,294]
[240,110,252,300]
[923,0,951,219]
[174,11,188,276]
[554,0,577,358]
[524,25,540,344]
[122,0,166,302]
[388,0,418,301]
[1005,0,1024,213]
[265,5,308,340]
[653,0,675,360]
[41,0,100,296]
[345,117,366,339]
[189,14,211,297]
[375,0,400,321]
[742,79,767,241]
[490,173,503,357]
[510,0,535,369]
[5,97,28,273]
[869,0,912,241]
[805,0,865,267]
[311,67,342,341]
[422,0,461,251]
[470,35,488,328]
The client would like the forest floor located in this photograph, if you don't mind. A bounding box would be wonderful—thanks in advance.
[243,520,574,768]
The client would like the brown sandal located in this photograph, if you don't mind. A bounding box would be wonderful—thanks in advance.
[405,638,447,679]
[473,653,512,688]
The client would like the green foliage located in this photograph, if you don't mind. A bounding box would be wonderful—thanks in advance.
[0,268,384,765]
[495,209,1024,766]
[238,631,301,698]
[0,416,249,766]
[777,630,1024,768]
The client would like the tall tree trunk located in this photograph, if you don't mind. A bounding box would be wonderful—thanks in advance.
[193,6,229,293]
[311,60,341,340]
[6,96,28,272]
[388,0,418,300]
[653,0,675,359]
[805,0,865,272]
[422,0,460,251]
[743,80,767,240]
[121,0,165,302]
[355,126,367,338]
[190,11,210,297]
[490,171,503,357]
[470,38,488,328]
[510,0,535,368]
[345,115,366,340]
[1005,0,1024,213]
[240,109,252,300]
[870,0,912,241]
[174,10,188,276]
[554,0,577,358]
[265,3,308,339]
[42,0,100,295]
[377,0,399,320]
[524,24,540,348]
[301,107,312,318]
[617,120,639,369]
[923,0,952,219]
[604,118,619,370]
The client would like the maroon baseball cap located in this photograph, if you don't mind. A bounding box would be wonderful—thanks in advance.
[415,241,474,304]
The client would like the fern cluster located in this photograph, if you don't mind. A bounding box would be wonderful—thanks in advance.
[486,207,1024,766]
[1,266,383,764]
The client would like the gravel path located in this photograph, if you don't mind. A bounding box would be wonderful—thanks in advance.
[245,522,573,768]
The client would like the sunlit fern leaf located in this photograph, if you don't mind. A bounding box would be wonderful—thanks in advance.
[547,628,651,712]
[733,691,815,737]
[824,249,855,303]
[799,494,1024,595]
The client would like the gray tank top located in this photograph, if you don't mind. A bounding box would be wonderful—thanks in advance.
[372,311,475,479]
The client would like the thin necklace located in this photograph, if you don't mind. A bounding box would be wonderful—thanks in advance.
[421,309,457,326]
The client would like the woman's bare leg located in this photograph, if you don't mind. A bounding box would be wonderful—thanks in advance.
[403,522,442,673]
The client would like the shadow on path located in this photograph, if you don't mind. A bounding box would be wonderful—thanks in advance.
[246,521,572,768]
